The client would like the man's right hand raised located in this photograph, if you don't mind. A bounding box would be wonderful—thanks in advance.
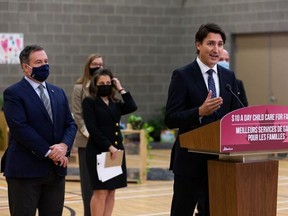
[199,90,223,117]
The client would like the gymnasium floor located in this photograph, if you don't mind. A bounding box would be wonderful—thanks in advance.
[1,150,288,216]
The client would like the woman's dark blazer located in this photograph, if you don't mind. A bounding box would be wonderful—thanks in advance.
[82,92,137,188]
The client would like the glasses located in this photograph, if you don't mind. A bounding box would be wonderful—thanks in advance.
[90,63,104,68]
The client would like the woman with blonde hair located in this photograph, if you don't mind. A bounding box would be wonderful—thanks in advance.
[71,53,104,216]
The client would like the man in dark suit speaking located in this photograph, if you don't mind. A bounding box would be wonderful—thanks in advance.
[1,45,77,216]
[165,23,241,215]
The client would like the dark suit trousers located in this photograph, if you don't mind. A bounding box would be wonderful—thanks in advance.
[78,147,93,216]
[7,168,65,216]
[171,174,210,216]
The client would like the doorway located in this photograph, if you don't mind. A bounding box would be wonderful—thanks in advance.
[233,33,288,106]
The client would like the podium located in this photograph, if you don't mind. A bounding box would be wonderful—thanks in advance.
[179,105,288,216]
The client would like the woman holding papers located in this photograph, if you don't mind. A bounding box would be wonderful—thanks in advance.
[82,68,137,216]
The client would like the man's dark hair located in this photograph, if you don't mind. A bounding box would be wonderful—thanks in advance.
[19,45,44,66]
[195,23,226,54]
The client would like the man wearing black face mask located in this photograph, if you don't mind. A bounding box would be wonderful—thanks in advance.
[1,45,77,216]
[72,53,103,216]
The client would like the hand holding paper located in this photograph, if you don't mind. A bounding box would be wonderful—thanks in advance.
[105,150,124,167]
[96,150,124,182]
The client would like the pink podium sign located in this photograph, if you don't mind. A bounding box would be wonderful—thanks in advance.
[220,105,288,153]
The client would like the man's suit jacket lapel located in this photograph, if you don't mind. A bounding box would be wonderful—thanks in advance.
[191,61,209,101]
[192,61,232,101]
[218,66,227,98]
[21,78,52,123]
[217,66,235,117]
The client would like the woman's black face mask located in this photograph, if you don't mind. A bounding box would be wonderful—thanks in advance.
[97,85,112,97]
[89,67,101,76]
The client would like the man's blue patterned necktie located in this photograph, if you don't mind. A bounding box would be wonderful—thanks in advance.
[207,69,216,98]
[39,84,53,122]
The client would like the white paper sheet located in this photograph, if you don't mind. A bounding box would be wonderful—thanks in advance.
[96,152,123,182]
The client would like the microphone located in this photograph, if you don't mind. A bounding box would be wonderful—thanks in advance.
[225,84,245,108]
